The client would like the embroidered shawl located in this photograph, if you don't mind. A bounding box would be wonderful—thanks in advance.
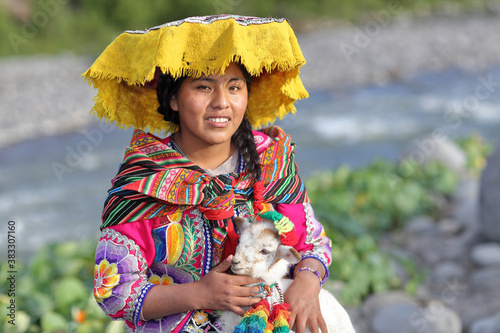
[101,126,308,230]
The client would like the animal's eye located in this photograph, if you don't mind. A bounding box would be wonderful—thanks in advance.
[260,249,271,255]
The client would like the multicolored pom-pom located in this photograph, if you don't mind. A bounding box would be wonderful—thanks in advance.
[234,299,291,333]
[271,303,291,333]
[258,211,298,246]
[234,299,273,333]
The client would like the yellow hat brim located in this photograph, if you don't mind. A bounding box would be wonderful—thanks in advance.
[83,15,309,132]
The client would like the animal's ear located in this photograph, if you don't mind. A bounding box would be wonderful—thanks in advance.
[233,216,251,233]
[276,245,301,264]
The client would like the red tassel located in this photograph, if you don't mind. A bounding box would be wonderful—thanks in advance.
[198,206,234,220]
[280,230,299,246]
[253,181,264,214]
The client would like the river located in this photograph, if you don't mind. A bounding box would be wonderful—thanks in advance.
[1,65,499,259]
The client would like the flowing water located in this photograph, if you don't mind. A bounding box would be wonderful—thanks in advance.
[1,66,499,258]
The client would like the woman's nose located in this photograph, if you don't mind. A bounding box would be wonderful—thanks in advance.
[211,88,229,109]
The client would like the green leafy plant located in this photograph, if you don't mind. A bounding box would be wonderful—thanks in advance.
[311,134,492,306]
[456,132,493,176]
[0,240,125,333]
[308,149,465,305]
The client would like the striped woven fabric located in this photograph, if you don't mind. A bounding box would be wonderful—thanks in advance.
[100,126,308,229]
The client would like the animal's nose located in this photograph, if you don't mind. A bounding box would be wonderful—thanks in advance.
[232,257,240,265]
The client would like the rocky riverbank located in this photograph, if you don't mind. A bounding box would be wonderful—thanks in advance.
[1,13,499,333]
[341,140,500,333]
[1,14,500,149]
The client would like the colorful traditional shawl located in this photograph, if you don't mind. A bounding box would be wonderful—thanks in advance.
[101,126,308,232]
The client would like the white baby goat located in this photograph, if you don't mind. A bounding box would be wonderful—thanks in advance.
[219,216,355,333]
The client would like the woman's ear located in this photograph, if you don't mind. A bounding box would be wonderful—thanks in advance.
[143,67,162,89]
[170,95,178,111]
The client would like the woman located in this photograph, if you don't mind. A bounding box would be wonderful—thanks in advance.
[86,15,333,333]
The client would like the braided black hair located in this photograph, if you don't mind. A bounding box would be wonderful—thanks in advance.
[232,116,262,181]
[156,65,262,181]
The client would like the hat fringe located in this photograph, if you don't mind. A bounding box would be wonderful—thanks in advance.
[83,15,309,132]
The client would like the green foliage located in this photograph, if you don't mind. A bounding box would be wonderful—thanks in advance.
[308,146,468,305]
[0,240,125,333]
[327,233,405,305]
[312,134,492,306]
[0,0,496,57]
[307,159,458,237]
[456,132,493,176]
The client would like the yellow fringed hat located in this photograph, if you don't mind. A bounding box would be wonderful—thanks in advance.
[83,15,309,132]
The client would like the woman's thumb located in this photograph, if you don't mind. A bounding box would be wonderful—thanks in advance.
[213,255,233,273]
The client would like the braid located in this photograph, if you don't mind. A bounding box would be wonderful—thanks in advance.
[232,116,262,181]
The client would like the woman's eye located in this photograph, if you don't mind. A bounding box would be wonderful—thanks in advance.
[260,249,271,255]
[197,85,210,90]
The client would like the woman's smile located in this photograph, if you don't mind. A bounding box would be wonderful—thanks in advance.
[207,117,230,124]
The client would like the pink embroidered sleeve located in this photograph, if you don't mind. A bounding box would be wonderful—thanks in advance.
[93,219,157,330]
[275,203,332,271]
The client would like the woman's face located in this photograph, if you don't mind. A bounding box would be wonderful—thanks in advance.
[170,62,248,149]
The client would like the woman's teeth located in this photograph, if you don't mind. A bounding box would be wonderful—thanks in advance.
[208,118,229,123]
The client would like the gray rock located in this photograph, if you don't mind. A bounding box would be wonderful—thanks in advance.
[428,263,468,301]
[451,197,480,234]
[450,180,481,242]
[469,267,500,292]
[345,307,368,333]
[429,261,466,285]
[405,231,470,265]
[361,291,418,320]
[454,179,480,203]
[405,216,436,234]
[451,292,500,329]
[437,218,464,236]
[401,134,467,176]
[470,314,500,333]
[425,300,462,333]
[421,300,462,333]
[371,303,421,333]
[415,284,434,304]
[471,243,500,267]
[480,142,500,242]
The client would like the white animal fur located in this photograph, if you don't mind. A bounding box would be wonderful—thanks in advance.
[219,217,356,333]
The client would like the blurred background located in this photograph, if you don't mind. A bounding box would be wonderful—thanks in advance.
[1,1,500,332]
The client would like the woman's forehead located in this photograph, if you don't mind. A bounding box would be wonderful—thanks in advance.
[191,63,245,80]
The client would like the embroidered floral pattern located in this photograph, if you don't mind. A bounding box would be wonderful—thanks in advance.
[148,274,174,286]
[183,310,222,332]
[193,310,209,325]
[174,214,203,278]
[94,259,120,301]
[94,238,140,316]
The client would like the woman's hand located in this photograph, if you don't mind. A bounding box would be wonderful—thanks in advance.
[142,255,261,320]
[193,255,262,315]
[285,260,328,333]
